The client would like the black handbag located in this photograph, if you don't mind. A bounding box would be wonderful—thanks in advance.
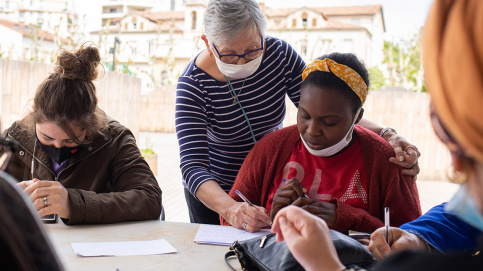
[225,230,376,271]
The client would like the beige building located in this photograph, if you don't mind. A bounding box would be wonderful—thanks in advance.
[100,0,187,27]
[264,5,385,66]
[0,0,18,21]
[0,0,80,50]
[90,2,385,92]
[2,0,75,38]
[91,0,206,92]
[100,0,154,27]
[0,18,68,62]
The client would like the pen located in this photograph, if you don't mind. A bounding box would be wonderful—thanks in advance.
[384,207,390,243]
[235,190,272,226]
[235,189,256,209]
[282,179,310,198]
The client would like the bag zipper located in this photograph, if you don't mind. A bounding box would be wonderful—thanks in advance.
[260,235,268,248]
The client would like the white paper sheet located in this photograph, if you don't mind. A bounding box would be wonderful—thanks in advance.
[71,239,177,257]
[193,224,271,246]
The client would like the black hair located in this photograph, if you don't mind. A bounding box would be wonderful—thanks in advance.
[301,52,369,113]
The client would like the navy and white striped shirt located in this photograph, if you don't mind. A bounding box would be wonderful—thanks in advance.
[176,37,306,196]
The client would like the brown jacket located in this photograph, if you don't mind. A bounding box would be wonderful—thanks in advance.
[2,118,162,225]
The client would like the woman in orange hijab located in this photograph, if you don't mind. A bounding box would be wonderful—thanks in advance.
[269,0,483,270]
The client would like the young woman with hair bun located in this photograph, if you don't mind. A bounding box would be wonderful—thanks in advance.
[0,43,163,224]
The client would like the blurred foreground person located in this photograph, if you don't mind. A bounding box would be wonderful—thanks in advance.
[0,128,63,270]
[271,1,483,270]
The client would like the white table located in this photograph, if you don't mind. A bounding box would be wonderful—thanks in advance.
[45,220,240,271]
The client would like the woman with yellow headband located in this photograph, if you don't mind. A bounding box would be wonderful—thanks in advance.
[270,0,483,270]
[177,0,420,228]
[220,52,421,233]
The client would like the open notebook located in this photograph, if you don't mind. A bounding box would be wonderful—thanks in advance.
[194,224,272,246]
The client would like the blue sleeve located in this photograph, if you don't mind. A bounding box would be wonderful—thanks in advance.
[175,75,214,196]
[280,39,305,108]
[400,202,482,254]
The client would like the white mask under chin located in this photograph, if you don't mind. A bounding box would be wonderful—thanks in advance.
[301,108,361,157]
[214,53,263,79]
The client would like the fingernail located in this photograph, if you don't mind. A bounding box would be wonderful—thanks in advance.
[398,156,404,161]
[279,216,286,226]
[382,249,390,257]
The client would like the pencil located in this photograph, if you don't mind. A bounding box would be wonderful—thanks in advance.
[385,207,390,243]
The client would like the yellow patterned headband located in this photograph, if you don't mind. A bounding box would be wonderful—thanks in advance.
[302,58,368,104]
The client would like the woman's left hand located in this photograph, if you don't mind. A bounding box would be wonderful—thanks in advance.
[272,206,345,271]
[292,197,337,227]
[23,179,71,219]
[383,132,421,176]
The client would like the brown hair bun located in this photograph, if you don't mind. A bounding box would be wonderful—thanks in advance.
[22,42,108,144]
[54,42,101,81]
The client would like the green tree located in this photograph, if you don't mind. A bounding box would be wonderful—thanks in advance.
[368,66,385,91]
[383,32,425,92]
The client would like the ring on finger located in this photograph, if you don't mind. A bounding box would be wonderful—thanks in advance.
[43,196,48,208]
[244,222,248,229]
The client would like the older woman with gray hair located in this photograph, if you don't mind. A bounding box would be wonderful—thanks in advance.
[175,0,421,229]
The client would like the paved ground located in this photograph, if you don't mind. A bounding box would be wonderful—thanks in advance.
[139,132,459,223]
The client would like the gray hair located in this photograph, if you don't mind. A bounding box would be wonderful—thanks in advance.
[204,0,267,46]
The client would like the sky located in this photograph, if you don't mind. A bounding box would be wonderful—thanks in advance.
[262,0,434,41]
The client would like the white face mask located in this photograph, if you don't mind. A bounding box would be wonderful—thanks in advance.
[214,52,263,79]
[301,108,361,157]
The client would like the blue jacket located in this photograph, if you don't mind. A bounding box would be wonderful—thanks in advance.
[400,202,482,254]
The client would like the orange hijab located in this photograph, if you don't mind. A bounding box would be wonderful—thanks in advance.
[424,0,483,163]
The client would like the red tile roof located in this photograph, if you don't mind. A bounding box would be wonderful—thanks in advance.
[0,19,69,44]
[267,19,367,31]
[265,8,298,18]
[90,24,182,34]
[315,5,382,16]
[141,11,185,22]
[265,5,382,17]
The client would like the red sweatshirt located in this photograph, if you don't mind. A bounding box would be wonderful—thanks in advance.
[221,125,421,233]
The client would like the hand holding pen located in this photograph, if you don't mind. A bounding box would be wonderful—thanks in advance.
[234,190,272,232]
[283,178,310,198]
[270,178,311,220]
[368,209,429,261]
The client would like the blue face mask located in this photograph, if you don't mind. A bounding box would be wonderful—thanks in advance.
[445,185,483,231]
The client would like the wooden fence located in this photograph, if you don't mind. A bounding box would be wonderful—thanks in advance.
[139,85,451,181]
[0,59,141,139]
[139,86,177,133]
[0,59,450,181]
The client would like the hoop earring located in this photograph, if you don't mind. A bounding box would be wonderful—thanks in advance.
[446,163,469,184]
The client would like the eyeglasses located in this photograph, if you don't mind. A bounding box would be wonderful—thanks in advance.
[213,36,264,64]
